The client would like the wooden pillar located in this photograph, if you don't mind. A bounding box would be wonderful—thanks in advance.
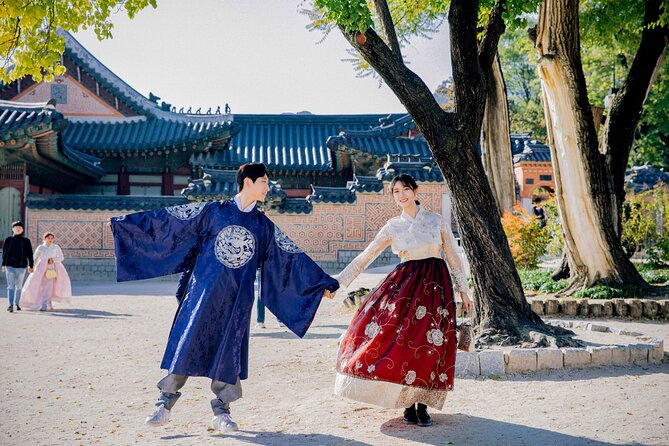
[162,166,174,196]
[117,168,130,195]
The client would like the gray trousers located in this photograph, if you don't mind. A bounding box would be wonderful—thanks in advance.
[156,373,242,415]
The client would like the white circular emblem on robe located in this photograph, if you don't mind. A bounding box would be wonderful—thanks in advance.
[215,225,256,268]
[274,225,303,254]
[165,202,207,220]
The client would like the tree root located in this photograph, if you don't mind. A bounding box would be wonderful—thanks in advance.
[476,323,583,348]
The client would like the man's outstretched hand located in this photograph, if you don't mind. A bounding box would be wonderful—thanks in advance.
[323,290,336,299]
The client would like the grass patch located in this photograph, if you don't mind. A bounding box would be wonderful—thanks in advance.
[572,285,646,299]
[638,267,669,285]
[519,263,667,295]
[518,269,569,293]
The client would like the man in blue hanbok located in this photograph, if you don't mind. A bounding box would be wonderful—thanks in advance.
[109,163,338,431]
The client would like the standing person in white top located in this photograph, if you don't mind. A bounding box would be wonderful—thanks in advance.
[333,174,473,427]
[20,232,72,311]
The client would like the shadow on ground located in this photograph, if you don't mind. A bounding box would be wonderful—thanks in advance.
[16,308,132,320]
[209,430,373,445]
[380,414,642,446]
[250,331,341,340]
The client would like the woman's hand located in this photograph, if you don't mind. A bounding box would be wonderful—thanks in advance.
[48,258,54,264]
[460,291,473,313]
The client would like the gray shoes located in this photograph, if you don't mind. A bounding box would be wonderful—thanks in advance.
[145,406,239,432]
[212,413,238,431]
[145,406,170,426]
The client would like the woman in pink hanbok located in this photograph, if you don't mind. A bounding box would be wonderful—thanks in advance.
[21,232,72,311]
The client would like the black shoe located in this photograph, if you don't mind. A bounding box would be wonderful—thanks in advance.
[402,405,417,424]
[15,305,21,311]
[7,305,13,313]
[416,403,432,427]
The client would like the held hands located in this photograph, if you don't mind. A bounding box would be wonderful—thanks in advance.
[460,291,473,313]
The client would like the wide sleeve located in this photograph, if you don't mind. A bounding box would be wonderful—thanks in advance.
[110,202,210,282]
[52,245,65,263]
[260,223,339,338]
[26,238,34,268]
[335,224,392,289]
[33,246,43,264]
[440,216,470,293]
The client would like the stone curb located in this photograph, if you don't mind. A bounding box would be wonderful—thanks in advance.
[454,320,665,378]
[523,297,669,320]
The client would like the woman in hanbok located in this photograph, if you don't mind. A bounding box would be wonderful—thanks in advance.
[21,232,72,311]
[334,174,473,426]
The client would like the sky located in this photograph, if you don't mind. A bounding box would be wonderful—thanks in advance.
[73,0,452,115]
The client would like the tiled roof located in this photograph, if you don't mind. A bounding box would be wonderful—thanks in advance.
[348,175,385,193]
[190,114,406,173]
[62,31,187,119]
[510,134,533,155]
[376,155,444,183]
[307,186,357,204]
[26,194,188,211]
[51,31,238,155]
[327,114,433,159]
[272,198,313,215]
[180,168,286,206]
[63,115,235,153]
[625,165,669,193]
[0,99,104,177]
[0,99,64,134]
[512,135,552,163]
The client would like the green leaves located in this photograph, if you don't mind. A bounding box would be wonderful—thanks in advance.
[313,0,374,33]
[0,0,157,83]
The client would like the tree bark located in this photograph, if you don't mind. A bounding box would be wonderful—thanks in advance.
[338,0,575,347]
[551,252,569,281]
[481,54,515,215]
[535,0,648,291]
[599,0,668,237]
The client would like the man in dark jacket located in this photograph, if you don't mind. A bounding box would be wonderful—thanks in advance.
[2,221,34,312]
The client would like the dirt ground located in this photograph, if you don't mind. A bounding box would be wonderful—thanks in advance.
[1,269,668,446]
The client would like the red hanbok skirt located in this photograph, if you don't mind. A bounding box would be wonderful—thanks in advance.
[334,257,457,410]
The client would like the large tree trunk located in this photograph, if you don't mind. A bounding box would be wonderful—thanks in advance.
[338,0,576,347]
[535,0,648,291]
[481,54,515,215]
[599,0,668,237]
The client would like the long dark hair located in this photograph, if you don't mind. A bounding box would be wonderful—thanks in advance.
[390,174,420,206]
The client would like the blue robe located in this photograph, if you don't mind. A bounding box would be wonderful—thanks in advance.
[110,200,339,384]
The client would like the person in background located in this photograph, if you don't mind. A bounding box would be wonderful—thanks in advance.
[20,232,72,311]
[2,221,34,312]
[532,197,547,228]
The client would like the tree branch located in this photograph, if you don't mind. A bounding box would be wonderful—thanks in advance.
[339,25,451,134]
[478,0,507,81]
[602,0,668,212]
[448,0,485,132]
[373,0,402,64]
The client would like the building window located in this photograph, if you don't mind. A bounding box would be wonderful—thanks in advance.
[525,178,534,185]
[51,84,67,104]
[540,174,552,181]
[130,185,161,195]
